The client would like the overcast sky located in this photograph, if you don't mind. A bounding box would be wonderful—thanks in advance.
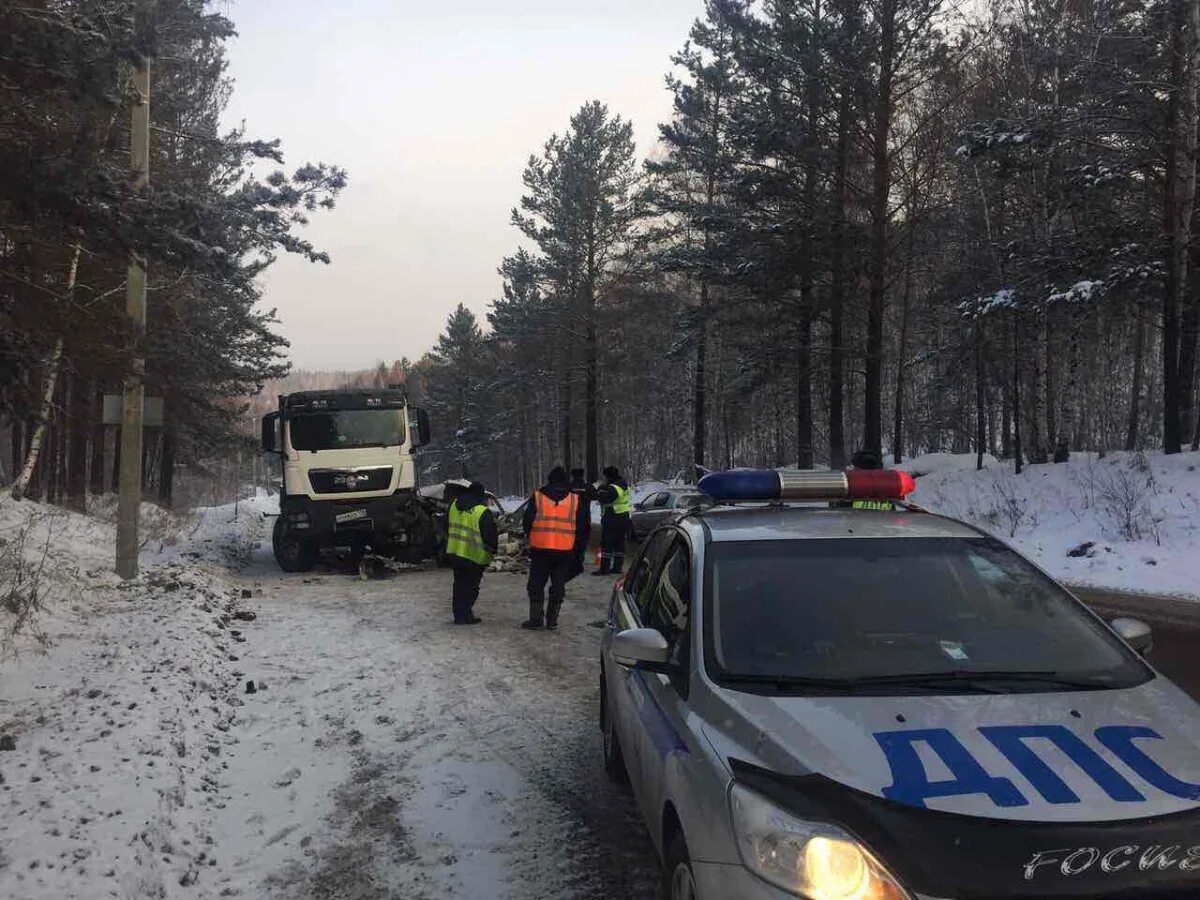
[221,0,699,370]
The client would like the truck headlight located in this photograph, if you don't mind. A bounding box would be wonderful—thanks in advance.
[729,784,909,900]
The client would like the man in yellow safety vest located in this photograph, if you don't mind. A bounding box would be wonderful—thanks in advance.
[593,465,632,576]
[445,481,498,625]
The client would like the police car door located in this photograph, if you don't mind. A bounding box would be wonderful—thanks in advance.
[631,532,695,822]
[611,530,673,789]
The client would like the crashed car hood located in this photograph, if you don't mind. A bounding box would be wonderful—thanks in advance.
[716,676,1200,822]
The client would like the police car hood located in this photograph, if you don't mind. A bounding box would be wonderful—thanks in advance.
[710,676,1200,822]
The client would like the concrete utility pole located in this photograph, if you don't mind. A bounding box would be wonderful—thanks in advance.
[116,56,150,580]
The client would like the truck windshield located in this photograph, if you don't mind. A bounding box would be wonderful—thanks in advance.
[704,537,1150,694]
[288,409,406,451]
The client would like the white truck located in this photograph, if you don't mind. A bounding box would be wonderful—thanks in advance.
[260,388,436,572]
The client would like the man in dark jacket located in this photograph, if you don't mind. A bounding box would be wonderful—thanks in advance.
[445,481,498,625]
[521,466,590,630]
[593,465,632,576]
[568,468,594,578]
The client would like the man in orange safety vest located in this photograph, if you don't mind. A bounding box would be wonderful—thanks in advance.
[520,466,591,630]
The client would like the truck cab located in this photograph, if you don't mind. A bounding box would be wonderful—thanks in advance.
[261,388,434,571]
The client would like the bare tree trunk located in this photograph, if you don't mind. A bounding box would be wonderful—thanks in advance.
[1044,309,1058,459]
[1054,308,1078,462]
[1028,321,1047,464]
[1164,0,1200,452]
[1013,313,1023,474]
[893,210,917,464]
[45,418,61,504]
[864,0,896,459]
[797,310,814,468]
[584,277,599,481]
[1126,305,1146,451]
[693,287,708,470]
[11,337,66,501]
[158,421,176,508]
[11,244,82,501]
[975,319,986,471]
[66,366,89,511]
[828,0,859,469]
[90,383,105,496]
[10,416,23,482]
[559,361,572,469]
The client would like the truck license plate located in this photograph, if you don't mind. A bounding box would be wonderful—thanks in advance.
[335,509,368,524]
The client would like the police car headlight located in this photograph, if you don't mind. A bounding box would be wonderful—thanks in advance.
[729,784,909,899]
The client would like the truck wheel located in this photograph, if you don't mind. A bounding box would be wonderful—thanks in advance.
[273,517,316,573]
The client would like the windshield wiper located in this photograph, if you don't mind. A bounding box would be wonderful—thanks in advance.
[716,670,1111,695]
[849,670,1111,691]
[716,673,859,692]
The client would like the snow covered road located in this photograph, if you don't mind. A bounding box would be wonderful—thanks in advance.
[0,495,661,900]
[220,563,661,900]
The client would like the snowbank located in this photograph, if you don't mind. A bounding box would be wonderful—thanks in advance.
[905,451,1200,599]
[0,498,256,899]
[146,489,277,571]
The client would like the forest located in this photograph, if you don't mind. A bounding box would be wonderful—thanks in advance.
[413,0,1200,494]
[0,0,345,508]
[3,0,1200,507]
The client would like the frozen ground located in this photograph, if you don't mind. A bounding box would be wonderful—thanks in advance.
[1,451,1196,899]
[0,496,659,900]
[903,450,1200,600]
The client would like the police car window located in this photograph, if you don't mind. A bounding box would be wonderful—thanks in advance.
[704,537,1150,695]
[645,538,692,696]
[648,492,670,508]
[645,539,690,643]
[626,530,671,617]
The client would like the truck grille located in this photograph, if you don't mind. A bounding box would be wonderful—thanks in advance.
[308,467,393,494]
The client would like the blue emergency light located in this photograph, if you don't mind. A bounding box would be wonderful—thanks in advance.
[698,468,916,502]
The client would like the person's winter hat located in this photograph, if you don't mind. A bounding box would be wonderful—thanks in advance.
[850,450,883,470]
[547,466,569,485]
[570,468,585,480]
[603,466,621,481]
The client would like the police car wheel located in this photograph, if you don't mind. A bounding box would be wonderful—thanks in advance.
[600,675,628,782]
[665,832,697,900]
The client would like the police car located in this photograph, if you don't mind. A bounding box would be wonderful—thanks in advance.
[599,468,1200,900]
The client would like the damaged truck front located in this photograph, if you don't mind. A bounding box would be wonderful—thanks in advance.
[260,388,436,572]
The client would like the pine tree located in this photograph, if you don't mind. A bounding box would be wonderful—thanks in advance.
[512,101,639,480]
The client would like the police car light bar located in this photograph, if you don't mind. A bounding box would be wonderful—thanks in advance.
[697,468,916,502]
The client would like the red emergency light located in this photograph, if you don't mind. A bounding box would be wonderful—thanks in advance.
[697,468,916,502]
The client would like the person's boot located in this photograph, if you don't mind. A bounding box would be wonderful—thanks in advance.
[520,599,544,630]
[546,601,562,631]
[591,561,611,576]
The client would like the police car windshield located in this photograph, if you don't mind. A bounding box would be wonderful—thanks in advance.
[704,537,1150,694]
[289,410,406,451]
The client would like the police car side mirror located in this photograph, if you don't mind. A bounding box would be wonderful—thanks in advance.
[612,628,670,671]
[1110,617,1153,655]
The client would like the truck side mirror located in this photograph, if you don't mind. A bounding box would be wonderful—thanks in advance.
[411,408,431,448]
[261,412,280,454]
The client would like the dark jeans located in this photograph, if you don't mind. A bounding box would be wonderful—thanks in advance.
[599,513,629,573]
[527,550,573,625]
[451,561,485,622]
